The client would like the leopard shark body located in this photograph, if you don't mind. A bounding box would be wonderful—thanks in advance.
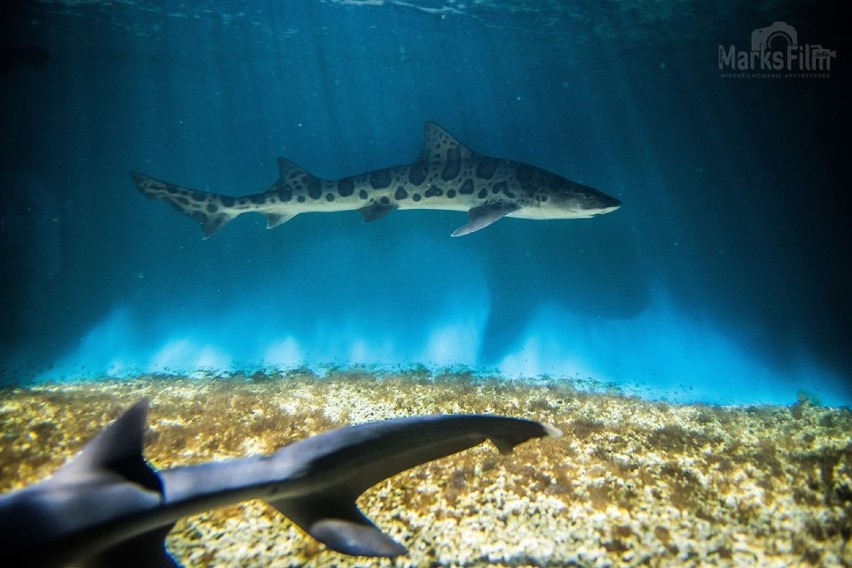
[132,122,620,237]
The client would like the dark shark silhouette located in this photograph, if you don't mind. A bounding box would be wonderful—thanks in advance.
[0,399,559,567]
[132,122,620,237]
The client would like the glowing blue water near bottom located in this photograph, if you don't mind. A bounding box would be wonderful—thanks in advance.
[37,291,848,407]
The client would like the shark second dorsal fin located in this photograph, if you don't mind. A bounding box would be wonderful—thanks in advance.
[59,399,162,496]
[418,122,475,164]
[277,157,316,183]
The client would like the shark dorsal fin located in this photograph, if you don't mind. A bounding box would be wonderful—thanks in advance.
[58,399,162,496]
[277,157,313,183]
[418,122,475,163]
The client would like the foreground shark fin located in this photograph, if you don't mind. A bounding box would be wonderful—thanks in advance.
[267,414,557,557]
[419,122,475,163]
[59,398,162,496]
[451,202,520,237]
[271,497,407,557]
[85,525,177,568]
[358,201,399,222]
[131,172,236,239]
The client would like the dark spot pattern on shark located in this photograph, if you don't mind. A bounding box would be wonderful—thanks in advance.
[441,146,461,181]
[408,161,427,186]
[338,178,354,197]
[370,169,392,189]
[130,122,621,238]
[475,157,500,180]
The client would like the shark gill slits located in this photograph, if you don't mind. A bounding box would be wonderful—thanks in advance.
[326,193,335,202]
[441,146,461,181]
[395,186,408,200]
[277,188,292,202]
[412,193,422,202]
[338,178,354,197]
[409,161,427,186]
[459,179,474,195]
[206,203,218,213]
[425,186,443,198]
[447,189,456,198]
[476,157,499,180]
[370,169,392,189]
[221,196,235,207]
[359,189,369,200]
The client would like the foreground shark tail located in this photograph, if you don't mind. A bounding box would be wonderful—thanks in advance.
[268,414,561,558]
[131,172,239,238]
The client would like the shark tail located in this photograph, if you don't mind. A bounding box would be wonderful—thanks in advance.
[130,172,239,238]
[268,415,561,558]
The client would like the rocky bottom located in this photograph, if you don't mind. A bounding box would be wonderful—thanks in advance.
[0,372,849,567]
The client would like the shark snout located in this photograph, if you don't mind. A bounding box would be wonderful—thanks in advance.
[584,192,621,214]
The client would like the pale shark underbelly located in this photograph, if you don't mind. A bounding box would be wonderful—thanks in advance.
[132,122,621,237]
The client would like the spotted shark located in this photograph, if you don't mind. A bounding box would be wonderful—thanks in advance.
[0,399,559,567]
[131,122,621,237]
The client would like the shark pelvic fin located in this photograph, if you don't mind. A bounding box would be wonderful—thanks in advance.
[358,201,399,222]
[451,202,520,237]
[271,497,407,557]
[265,213,294,229]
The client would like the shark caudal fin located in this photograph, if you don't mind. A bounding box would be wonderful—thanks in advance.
[268,414,560,557]
[131,172,238,238]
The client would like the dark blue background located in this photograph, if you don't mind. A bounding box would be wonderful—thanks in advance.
[1,1,848,404]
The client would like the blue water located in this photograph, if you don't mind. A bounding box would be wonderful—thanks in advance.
[1,1,848,406]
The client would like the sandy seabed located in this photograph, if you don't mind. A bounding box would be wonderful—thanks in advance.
[0,371,850,567]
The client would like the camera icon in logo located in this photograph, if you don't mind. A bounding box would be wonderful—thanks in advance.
[751,21,798,52]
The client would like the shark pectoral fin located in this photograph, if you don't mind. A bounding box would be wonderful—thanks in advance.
[271,497,407,558]
[85,524,178,568]
[310,518,407,558]
[451,202,520,237]
[358,202,399,223]
[265,213,294,229]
